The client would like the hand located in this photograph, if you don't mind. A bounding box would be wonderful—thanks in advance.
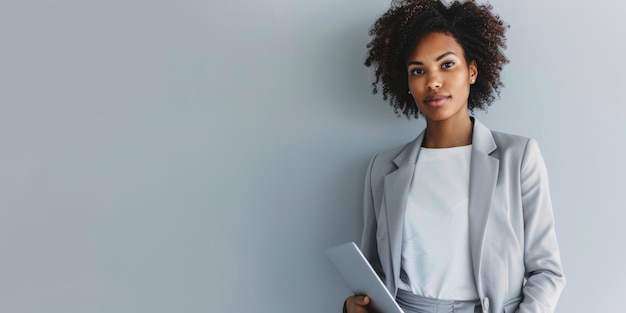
[344,295,371,313]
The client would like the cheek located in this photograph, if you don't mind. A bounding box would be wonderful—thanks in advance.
[453,71,470,84]
[452,75,471,94]
[408,78,427,91]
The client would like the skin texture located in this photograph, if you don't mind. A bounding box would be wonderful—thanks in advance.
[345,295,370,313]
[406,32,477,148]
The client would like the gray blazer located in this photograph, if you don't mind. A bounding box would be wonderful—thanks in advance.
[360,119,565,313]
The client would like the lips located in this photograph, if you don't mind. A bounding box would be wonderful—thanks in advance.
[423,95,449,107]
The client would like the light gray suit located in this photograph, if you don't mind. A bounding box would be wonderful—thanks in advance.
[360,119,565,313]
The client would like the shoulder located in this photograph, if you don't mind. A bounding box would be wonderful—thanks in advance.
[371,144,406,165]
[487,128,545,172]
[367,137,420,178]
[368,143,408,175]
[490,129,531,151]
[472,118,536,158]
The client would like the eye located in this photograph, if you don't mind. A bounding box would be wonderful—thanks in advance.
[442,61,455,69]
[409,68,425,75]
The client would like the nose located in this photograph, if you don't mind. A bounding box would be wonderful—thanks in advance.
[426,73,442,90]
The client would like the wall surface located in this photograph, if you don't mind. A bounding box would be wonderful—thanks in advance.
[1,0,624,312]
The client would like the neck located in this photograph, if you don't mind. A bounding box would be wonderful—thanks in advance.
[422,116,474,148]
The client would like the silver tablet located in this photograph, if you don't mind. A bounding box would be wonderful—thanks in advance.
[325,242,405,313]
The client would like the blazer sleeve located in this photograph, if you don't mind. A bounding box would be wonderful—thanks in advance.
[517,139,566,313]
[359,154,385,281]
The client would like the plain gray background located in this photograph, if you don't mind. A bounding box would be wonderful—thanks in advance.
[1,0,624,312]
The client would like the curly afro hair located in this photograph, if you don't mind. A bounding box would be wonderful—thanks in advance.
[365,0,509,118]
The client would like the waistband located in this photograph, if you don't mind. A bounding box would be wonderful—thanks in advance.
[395,289,481,313]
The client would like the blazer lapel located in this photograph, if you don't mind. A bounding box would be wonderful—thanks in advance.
[381,119,498,294]
[467,120,499,292]
[383,130,425,285]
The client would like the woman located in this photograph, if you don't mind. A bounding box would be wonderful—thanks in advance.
[344,1,565,312]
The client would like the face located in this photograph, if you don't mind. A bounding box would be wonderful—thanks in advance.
[406,32,477,124]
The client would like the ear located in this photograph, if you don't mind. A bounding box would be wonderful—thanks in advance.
[469,60,478,82]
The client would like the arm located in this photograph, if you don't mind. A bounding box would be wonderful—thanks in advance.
[359,154,385,280]
[343,155,381,313]
[517,139,566,313]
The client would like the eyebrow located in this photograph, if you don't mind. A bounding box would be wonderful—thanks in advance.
[407,51,457,66]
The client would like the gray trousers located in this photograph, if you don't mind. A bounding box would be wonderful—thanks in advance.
[396,289,481,313]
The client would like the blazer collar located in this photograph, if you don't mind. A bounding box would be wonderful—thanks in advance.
[470,118,497,155]
[392,130,425,169]
[383,118,499,292]
[391,117,496,167]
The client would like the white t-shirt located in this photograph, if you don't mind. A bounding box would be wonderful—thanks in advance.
[397,145,478,300]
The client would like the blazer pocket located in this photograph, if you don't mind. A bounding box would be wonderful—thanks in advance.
[502,296,522,313]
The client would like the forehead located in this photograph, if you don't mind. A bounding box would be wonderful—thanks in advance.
[408,32,465,60]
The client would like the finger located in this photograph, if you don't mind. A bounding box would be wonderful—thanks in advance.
[353,295,370,305]
[362,295,370,305]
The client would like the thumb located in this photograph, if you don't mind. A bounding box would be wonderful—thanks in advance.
[357,295,370,305]
[363,295,370,304]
